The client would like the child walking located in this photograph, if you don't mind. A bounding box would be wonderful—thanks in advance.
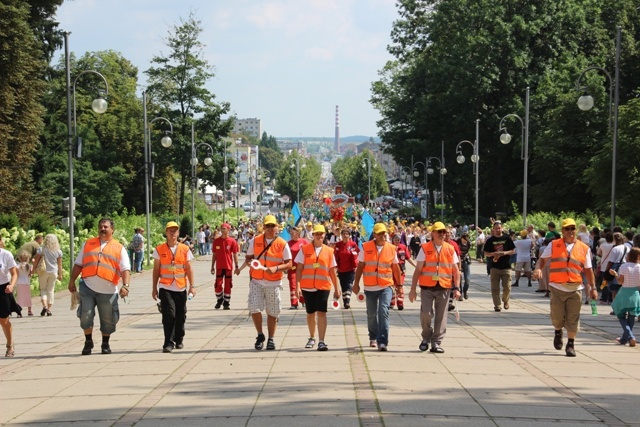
[15,253,32,317]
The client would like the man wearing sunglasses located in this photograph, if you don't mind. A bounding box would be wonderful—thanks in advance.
[409,221,460,353]
[239,215,292,351]
[533,218,596,357]
[483,221,516,312]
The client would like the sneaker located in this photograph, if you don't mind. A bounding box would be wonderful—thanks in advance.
[430,344,445,353]
[215,299,223,309]
[254,333,265,350]
[266,338,276,350]
[162,344,173,353]
[223,304,230,310]
[289,305,298,310]
[419,340,429,352]
[305,338,316,349]
[397,305,403,311]
[630,338,637,347]
[565,343,576,357]
[101,343,112,354]
[40,307,47,317]
[46,309,52,316]
[370,340,377,348]
[535,289,546,293]
[463,291,468,300]
[512,282,519,287]
[378,343,388,351]
[81,340,94,356]
[494,306,501,312]
[344,302,351,309]
[175,342,184,349]
[554,332,563,350]
[317,341,328,351]
[504,302,510,310]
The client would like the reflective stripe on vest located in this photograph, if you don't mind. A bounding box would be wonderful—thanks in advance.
[548,239,589,284]
[250,235,287,281]
[362,241,395,288]
[299,243,334,290]
[157,243,190,288]
[418,241,455,288]
[81,237,123,285]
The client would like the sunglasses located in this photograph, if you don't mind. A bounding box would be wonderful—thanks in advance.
[564,226,576,231]
[436,230,446,234]
[265,224,276,228]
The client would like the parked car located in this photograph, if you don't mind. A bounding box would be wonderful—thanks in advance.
[243,201,254,212]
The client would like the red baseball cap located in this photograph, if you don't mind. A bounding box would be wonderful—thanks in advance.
[221,223,231,229]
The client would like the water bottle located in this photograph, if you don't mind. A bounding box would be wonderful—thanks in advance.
[590,299,598,316]
[188,292,194,301]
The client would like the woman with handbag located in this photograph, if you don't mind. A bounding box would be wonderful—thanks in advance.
[605,232,628,309]
[596,232,615,304]
[610,247,640,346]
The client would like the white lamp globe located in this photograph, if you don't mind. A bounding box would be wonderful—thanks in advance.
[91,97,108,114]
[500,132,512,145]
[440,167,447,175]
[471,154,479,163]
[456,155,465,164]
[577,94,594,111]
[204,157,213,166]
[427,168,434,175]
[222,166,229,174]
[160,136,172,148]
[190,158,198,166]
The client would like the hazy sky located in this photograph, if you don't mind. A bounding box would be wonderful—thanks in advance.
[55,0,399,138]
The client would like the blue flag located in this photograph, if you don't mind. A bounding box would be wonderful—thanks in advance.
[291,202,302,226]
[360,210,375,244]
[280,228,291,241]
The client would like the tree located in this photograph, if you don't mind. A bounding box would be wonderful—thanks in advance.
[331,151,388,202]
[275,151,321,204]
[0,1,48,222]
[371,0,640,222]
[145,12,233,215]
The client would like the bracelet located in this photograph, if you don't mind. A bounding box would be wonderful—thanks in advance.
[122,284,130,289]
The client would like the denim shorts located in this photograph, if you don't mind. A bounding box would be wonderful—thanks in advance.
[77,279,120,334]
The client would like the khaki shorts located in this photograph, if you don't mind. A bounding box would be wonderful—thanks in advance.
[549,287,582,332]
[514,261,531,272]
[248,280,281,317]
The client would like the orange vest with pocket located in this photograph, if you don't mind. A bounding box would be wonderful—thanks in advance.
[81,237,123,285]
[157,243,190,288]
[418,241,456,288]
[299,243,334,290]
[362,240,395,288]
[250,234,287,281]
[548,239,589,285]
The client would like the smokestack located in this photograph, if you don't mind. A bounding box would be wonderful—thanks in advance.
[334,105,340,153]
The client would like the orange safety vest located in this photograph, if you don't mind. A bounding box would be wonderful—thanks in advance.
[418,241,456,288]
[81,237,123,285]
[299,243,334,291]
[250,234,287,281]
[157,243,190,288]
[361,240,395,288]
[548,239,589,284]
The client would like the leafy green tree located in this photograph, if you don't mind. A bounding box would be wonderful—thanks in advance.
[332,151,388,202]
[145,12,233,215]
[0,1,48,222]
[275,151,321,204]
[371,0,640,222]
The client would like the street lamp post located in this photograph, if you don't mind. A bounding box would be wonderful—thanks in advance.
[362,157,372,206]
[426,156,447,219]
[190,126,213,238]
[235,151,241,218]
[576,26,621,227]
[64,32,109,271]
[499,87,530,227]
[400,166,411,206]
[142,91,173,265]
[257,168,270,216]
[455,119,480,231]
[290,157,305,204]
[413,160,427,217]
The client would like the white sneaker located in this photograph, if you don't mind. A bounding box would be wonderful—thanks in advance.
[369,340,377,348]
[378,343,387,351]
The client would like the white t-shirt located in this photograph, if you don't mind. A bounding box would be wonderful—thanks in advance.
[608,244,628,266]
[247,237,292,288]
[598,242,614,272]
[540,242,592,292]
[618,262,640,288]
[514,239,532,262]
[152,244,195,292]
[0,249,17,283]
[37,247,63,275]
[75,240,131,294]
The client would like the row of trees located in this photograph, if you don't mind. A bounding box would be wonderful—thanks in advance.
[371,0,640,225]
[332,151,389,202]
[2,2,247,227]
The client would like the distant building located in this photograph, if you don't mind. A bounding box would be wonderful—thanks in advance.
[233,118,262,138]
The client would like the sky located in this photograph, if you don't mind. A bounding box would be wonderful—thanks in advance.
[54,0,399,138]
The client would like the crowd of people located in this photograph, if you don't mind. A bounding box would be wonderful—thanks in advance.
[1,209,639,359]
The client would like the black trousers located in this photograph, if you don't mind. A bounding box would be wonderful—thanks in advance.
[159,288,187,347]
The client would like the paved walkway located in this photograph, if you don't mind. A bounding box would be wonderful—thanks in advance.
[1,256,638,426]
